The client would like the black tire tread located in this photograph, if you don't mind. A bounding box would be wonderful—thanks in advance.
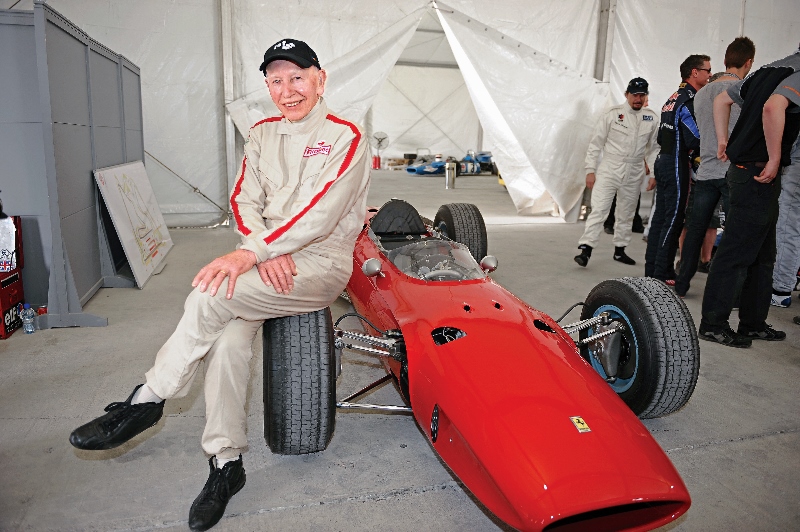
[434,203,488,261]
[581,277,699,418]
[263,308,336,455]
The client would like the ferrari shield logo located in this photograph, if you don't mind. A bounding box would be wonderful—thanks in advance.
[570,416,591,433]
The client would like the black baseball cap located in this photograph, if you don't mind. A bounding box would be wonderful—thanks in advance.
[626,77,649,94]
[259,39,321,74]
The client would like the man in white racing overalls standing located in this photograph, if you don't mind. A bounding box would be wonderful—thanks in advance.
[69,39,371,531]
[575,78,659,267]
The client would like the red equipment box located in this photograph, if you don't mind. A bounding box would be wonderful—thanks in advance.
[1,216,25,339]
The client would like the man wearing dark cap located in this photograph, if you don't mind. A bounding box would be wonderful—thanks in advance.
[574,78,659,267]
[69,39,371,530]
[645,54,711,282]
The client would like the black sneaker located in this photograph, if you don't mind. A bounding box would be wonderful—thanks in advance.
[69,384,164,450]
[738,324,786,341]
[574,245,592,267]
[613,247,636,265]
[603,226,614,235]
[698,327,752,348]
[793,316,800,325]
[698,260,711,273]
[189,456,246,531]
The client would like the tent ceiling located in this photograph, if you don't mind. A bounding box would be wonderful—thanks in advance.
[396,9,457,69]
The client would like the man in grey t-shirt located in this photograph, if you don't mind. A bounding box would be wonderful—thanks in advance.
[675,37,755,297]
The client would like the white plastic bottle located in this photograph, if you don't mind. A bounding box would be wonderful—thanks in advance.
[21,303,36,334]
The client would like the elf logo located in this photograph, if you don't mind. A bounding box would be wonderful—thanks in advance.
[4,302,22,328]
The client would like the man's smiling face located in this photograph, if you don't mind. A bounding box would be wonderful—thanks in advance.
[265,60,326,122]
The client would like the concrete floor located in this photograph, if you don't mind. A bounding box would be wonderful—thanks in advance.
[1,170,798,531]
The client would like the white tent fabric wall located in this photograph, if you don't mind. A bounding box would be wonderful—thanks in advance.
[227,0,605,219]
[228,2,428,124]
[25,0,229,227]
[6,0,796,226]
[610,0,800,129]
[444,0,601,75]
[370,66,480,161]
[437,2,609,218]
[226,8,426,136]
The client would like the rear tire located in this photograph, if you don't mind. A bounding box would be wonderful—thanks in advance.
[579,277,699,418]
[434,203,488,261]
[263,307,336,454]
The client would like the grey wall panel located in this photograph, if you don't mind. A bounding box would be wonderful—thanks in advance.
[60,205,101,303]
[52,122,93,219]
[89,50,121,128]
[94,126,125,169]
[0,123,49,216]
[0,122,52,308]
[0,18,39,123]
[122,66,142,130]
[19,216,50,307]
[45,21,89,126]
[1,4,144,323]
[125,129,144,162]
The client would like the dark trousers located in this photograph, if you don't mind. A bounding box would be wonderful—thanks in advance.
[645,153,691,279]
[700,163,782,333]
[675,178,729,295]
[604,194,643,229]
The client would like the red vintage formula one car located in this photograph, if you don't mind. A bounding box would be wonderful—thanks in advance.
[261,199,699,531]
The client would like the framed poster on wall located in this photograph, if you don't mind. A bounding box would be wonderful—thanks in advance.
[94,161,173,288]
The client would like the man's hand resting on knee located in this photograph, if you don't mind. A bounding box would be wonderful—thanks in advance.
[193,249,258,299]
[256,254,297,295]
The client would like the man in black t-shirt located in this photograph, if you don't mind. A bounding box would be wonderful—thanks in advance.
[698,47,800,347]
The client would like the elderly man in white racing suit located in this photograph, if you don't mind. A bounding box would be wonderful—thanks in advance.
[575,78,659,267]
[69,39,371,531]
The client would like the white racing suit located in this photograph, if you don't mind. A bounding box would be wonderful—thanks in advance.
[144,99,371,459]
[579,102,659,249]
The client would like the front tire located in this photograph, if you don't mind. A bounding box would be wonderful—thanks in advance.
[579,277,699,418]
[434,203,488,261]
[263,308,336,454]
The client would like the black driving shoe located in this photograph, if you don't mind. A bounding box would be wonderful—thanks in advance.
[698,327,751,348]
[189,456,246,531]
[613,247,636,265]
[574,244,592,267]
[737,324,786,341]
[69,384,164,450]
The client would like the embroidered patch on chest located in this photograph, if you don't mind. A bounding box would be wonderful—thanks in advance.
[643,115,653,121]
[304,141,331,157]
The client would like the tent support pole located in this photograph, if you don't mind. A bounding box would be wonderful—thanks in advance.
[220,0,236,223]
[594,0,617,82]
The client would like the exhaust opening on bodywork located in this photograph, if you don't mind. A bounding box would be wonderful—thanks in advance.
[432,326,466,345]
[543,501,687,532]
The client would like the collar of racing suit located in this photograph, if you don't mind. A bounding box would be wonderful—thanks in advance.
[276,97,328,136]
[623,101,643,115]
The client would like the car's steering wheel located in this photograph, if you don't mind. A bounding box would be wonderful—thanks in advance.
[422,269,463,281]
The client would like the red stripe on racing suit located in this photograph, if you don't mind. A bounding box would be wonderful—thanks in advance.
[261,114,362,245]
[230,116,283,236]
